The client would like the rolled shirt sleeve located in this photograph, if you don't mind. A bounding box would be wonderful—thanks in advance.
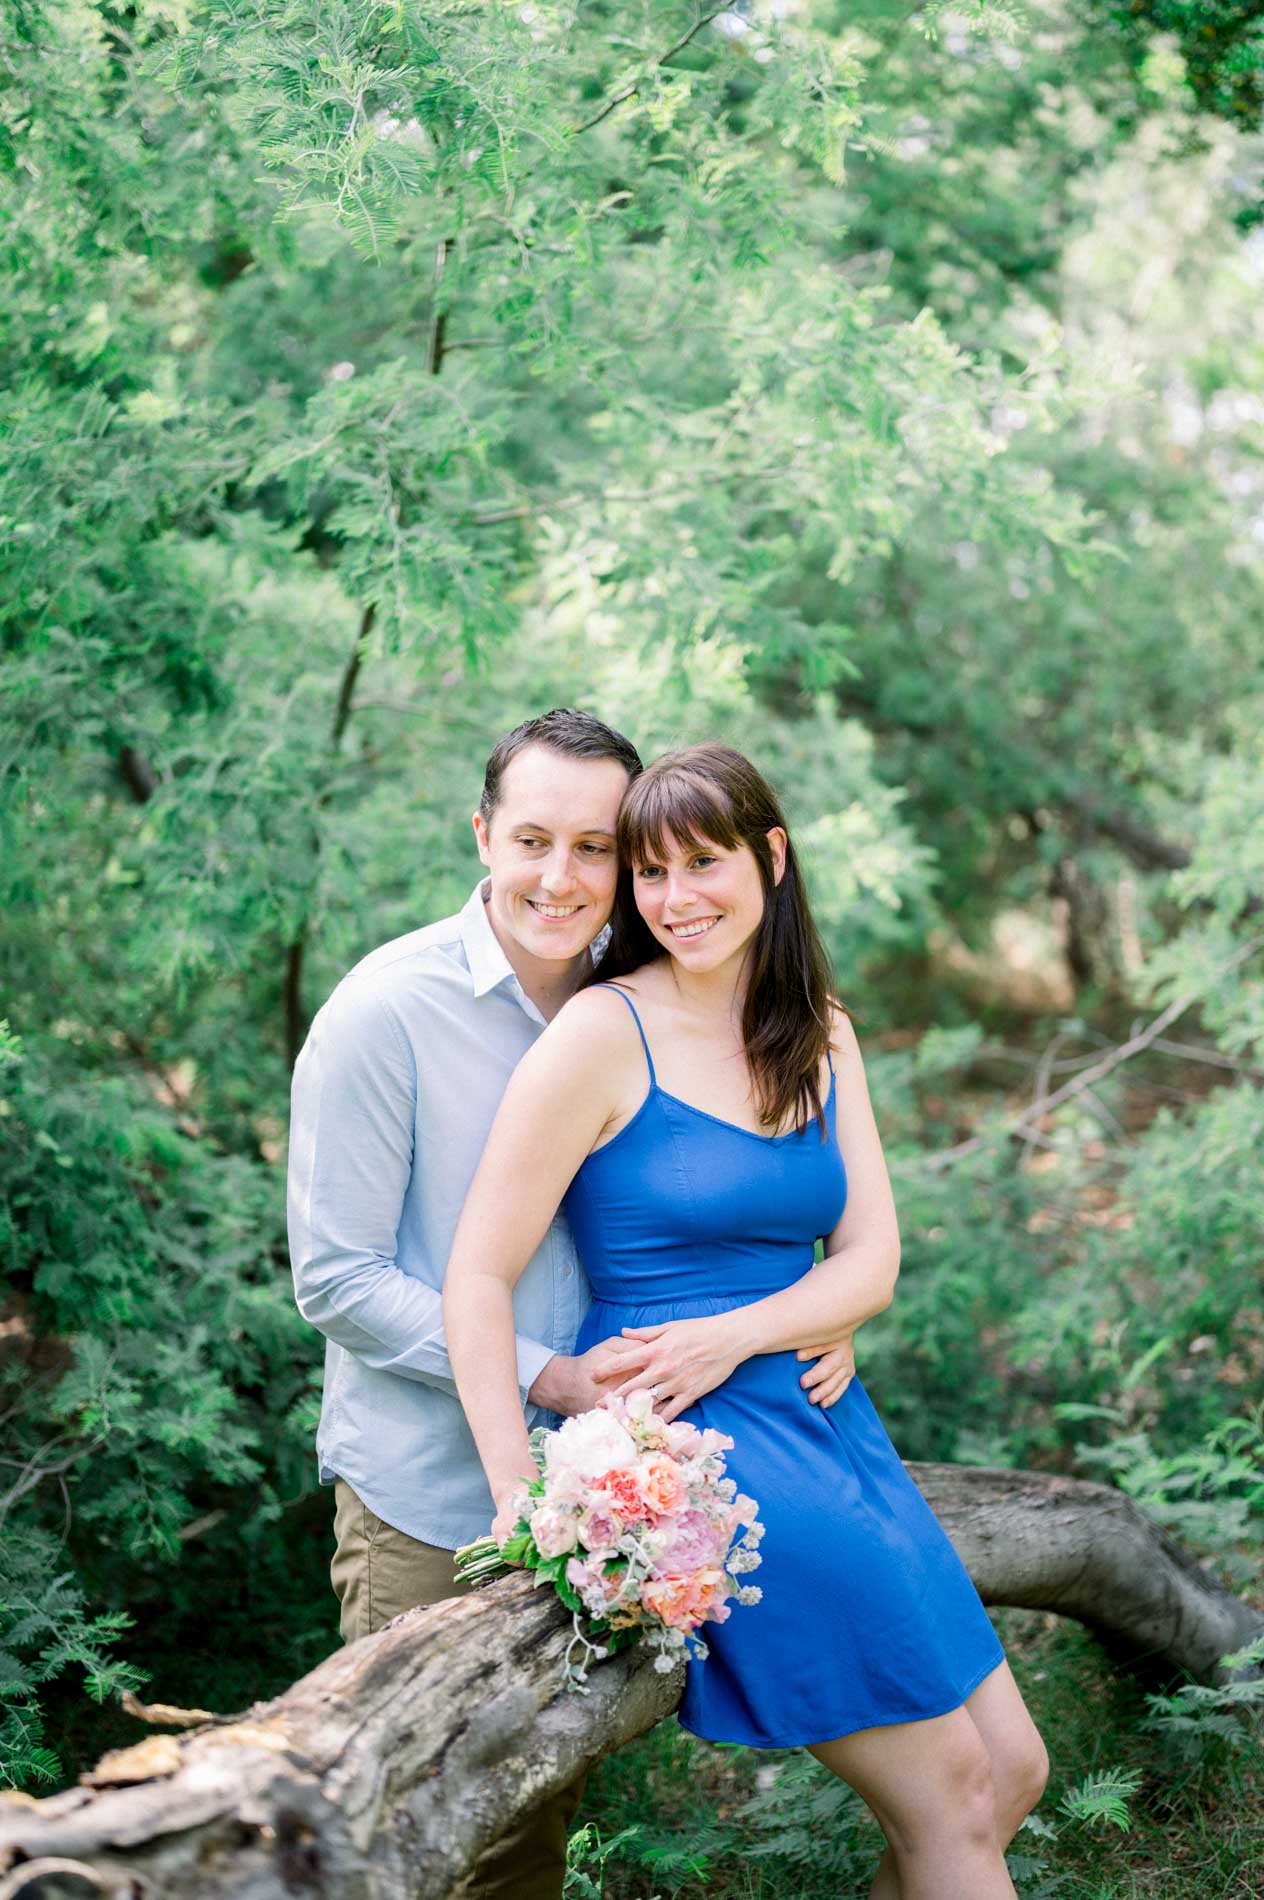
[288,980,556,1404]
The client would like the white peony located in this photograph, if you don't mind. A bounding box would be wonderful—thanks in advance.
[543,1407,637,1481]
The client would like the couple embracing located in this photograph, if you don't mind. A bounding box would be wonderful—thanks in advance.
[288,708,1047,1900]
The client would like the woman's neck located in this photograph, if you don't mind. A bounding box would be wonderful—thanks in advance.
[664,946,751,1023]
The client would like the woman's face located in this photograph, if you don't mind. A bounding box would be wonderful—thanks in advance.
[631,827,786,974]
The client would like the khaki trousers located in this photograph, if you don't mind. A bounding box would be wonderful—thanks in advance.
[331,1480,584,1900]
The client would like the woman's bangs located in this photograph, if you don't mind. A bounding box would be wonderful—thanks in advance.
[618,767,743,867]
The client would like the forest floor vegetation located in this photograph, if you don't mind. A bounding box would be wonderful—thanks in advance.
[571,1610,1263,1899]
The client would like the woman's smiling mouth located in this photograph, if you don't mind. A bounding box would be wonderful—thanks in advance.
[666,916,720,940]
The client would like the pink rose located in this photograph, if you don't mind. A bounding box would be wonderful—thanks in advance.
[596,1468,653,1525]
[577,1503,620,1551]
[665,1419,704,1458]
[566,1554,604,1592]
[531,1504,579,1558]
[688,1567,732,1621]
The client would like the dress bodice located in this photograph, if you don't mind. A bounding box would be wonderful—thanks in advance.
[562,987,847,1315]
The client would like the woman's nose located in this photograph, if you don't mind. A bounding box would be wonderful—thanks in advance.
[662,871,693,912]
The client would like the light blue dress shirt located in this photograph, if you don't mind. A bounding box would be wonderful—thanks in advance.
[287,879,591,1549]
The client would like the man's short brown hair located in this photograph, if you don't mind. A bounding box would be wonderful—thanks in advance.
[479,709,643,824]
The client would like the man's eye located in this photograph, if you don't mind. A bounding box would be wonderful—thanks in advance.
[580,843,612,856]
[517,837,544,849]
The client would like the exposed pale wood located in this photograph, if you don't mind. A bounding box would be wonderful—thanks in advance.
[908,1464,1262,1681]
[1,1469,1257,1900]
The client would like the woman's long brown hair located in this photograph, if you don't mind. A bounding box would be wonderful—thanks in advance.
[591,744,837,1136]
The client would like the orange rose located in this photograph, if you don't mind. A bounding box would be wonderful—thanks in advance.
[642,1574,695,1629]
[638,1454,686,1518]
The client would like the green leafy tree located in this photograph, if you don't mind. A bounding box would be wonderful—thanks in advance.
[2,5,1261,1841]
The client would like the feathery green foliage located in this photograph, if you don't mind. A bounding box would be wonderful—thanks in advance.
[2,2,1261,1889]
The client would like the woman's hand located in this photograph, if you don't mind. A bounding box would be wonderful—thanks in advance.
[610,1314,742,1422]
[796,1332,856,1407]
[611,1319,857,1417]
[491,1480,534,1555]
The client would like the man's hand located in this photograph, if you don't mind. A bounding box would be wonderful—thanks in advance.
[527,1335,653,1417]
[796,1332,856,1407]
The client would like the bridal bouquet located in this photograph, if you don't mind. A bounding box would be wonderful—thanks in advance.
[455,1388,765,1690]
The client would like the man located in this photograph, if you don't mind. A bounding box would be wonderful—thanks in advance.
[288,708,650,1900]
[288,707,855,1898]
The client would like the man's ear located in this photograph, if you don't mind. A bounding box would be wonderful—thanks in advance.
[767,826,788,886]
[472,811,492,868]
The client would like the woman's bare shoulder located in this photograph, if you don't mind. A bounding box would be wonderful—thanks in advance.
[544,979,653,1053]
[828,1001,863,1063]
[504,985,649,1124]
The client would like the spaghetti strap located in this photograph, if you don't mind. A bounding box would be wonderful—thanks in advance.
[593,984,657,1088]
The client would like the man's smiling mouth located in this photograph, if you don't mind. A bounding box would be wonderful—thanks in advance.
[527,900,583,918]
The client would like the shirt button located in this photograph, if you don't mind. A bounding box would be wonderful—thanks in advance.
[563,1264,574,1276]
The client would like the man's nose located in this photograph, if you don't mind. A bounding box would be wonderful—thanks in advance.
[539,851,578,895]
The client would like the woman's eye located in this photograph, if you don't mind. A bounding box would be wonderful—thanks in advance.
[635,864,663,880]
[691,855,716,869]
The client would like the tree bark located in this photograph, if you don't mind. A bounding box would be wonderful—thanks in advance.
[0,1467,1257,1900]
[283,600,377,1067]
[907,1464,1260,1679]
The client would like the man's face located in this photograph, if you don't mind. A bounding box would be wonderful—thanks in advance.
[473,744,629,966]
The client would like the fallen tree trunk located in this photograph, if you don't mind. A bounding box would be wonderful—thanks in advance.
[1,1466,1258,1900]
[907,1464,1261,1680]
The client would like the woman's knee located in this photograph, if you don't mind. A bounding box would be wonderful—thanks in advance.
[997,1732,1049,1833]
[884,1730,998,1856]
[948,1736,1000,1845]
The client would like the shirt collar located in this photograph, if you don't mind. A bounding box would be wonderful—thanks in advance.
[459,878,518,998]
[458,878,612,1001]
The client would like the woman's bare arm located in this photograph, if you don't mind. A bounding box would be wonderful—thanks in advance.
[443,990,642,1517]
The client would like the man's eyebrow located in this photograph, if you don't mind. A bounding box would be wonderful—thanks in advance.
[514,821,617,839]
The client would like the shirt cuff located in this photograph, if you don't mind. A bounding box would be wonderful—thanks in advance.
[515,1334,560,1407]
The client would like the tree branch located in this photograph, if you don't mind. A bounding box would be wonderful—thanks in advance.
[572,10,728,136]
[284,600,378,1064]
[425,238,450,376]
[116,746,156,805]
[901,933,1264,1175]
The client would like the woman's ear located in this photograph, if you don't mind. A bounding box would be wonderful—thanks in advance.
[767,826,788,886]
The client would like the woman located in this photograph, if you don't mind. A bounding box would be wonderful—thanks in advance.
[444,744,1047,1900]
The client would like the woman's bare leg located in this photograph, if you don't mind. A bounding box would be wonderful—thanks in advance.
[808,1704,1017,1900]
[855,1663,1048,1897]
[964,1661,1050,1840]
[865,1848,903,1899]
